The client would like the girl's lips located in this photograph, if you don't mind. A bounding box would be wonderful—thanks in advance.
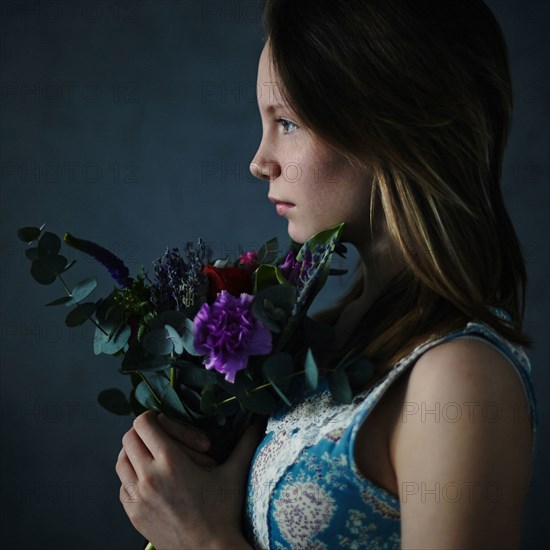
[275,203,295,216]
[268,196,296,216]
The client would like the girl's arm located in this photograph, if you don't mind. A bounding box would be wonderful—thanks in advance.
[393,338,533,549]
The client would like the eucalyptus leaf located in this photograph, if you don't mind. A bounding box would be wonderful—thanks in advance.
[143,327,174,355]
[344,357,375,389]
[164,324,184,355]
[101,324,131,355]
[181,317,199,356]
[200,384,219,414]
[17,226,42,243]
[328,368,353,404]
[176,362,218,386]
[64,277,98,307]
[97,388,132,415]
[30,255,68,285]
[45,296,72,307]
[25,247,38,261]
[37,231,61,258]
[160,383,188,420]
[65,302,96,327]
[149,310,188,333]
[304,348,319,391]
[237,386,278,414]
[120,344,172,373]
[134,380,161,411]
[252,284,296,333]
[262,353,294,391]
[93,324,109,355]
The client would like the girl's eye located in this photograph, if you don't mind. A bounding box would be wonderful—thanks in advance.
[277,117,298,134]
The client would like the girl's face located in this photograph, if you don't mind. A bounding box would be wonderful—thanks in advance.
[249,43,374,246]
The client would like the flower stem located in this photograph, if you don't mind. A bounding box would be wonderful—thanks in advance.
[57,273,72,295]
[138,372,161,404]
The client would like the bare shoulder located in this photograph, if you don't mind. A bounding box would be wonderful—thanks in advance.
[404,336,531,410]
[392,337,534,549]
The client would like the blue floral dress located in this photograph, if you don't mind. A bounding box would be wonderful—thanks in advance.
[243,307,538,549]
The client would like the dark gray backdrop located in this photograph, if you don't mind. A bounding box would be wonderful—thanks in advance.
[0,1,548,548]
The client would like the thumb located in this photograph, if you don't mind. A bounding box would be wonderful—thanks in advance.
[223,415,268,477]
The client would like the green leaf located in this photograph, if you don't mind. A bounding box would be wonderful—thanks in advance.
[30,255,68,285]
[176,362,218,386]
[160,383,188,420]
[120,344,172,373]
[164,325,184,355]
[143,327,174,355]
[328,368,353,404]
[296,223,344,262]
[97,388,132,415]
[37,231,61,258]
[200,384,220,414]
[17,226,42,243]
[262,353,294,406]
[237,386,279,414]
[252,284,296,332]
[134,380,162,411]
[149,310,188,333]
[25,247,38,261]
[257,237,279,264]
[181,317,199,356]
[344,357,375,389]
[64,277,98,306]
[65,302,96,327]
[253,264,287,293]
[93,325,109,355]
[262,352,294,392]
[304,348,319,391]
[45,296,73,306]
[101,324,131,355]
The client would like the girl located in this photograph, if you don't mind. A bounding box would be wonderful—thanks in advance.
[115,1,538,548]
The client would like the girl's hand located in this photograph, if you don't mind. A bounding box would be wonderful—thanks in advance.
[115,410,265,549]
[155,413,218,468]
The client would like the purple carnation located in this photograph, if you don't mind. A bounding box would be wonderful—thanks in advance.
[193,290,272,383]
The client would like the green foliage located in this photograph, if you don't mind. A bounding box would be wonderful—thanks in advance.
[251,284,296,333]
[257,237,279,264]
[97,388,132,415]
[19,220,366,462]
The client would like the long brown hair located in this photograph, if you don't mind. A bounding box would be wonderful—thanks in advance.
[261,0,533,374]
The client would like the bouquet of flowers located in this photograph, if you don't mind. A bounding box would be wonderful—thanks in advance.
[17,222,375,463]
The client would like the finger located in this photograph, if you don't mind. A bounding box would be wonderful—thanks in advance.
[122,426,154,473]
[115,448,139,498]
[132,410,182,463]
[224,416,268,476]
[157,413,211,452]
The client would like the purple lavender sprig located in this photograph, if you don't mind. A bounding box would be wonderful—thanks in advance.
[63,232,133,288]
[150,239,211,312]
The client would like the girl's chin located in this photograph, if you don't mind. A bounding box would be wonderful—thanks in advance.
[287,222,322,245]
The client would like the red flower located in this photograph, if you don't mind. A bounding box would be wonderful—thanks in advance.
[204,264,254,303]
